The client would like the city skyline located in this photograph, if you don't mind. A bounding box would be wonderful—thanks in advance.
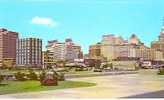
[0,0,164,53]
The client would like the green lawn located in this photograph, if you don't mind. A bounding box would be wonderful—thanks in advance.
[0,80,96,95]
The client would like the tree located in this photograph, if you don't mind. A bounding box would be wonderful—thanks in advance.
[56,72,65,81]
[109,63,113,70]
[39,71,46,82]
[39,71,58,86]
[0,75,3,83]
[14,72,26,81]
[2,59,14,69]
[27,70,38,80]
[57,60,66,67]
[158,68,164,75]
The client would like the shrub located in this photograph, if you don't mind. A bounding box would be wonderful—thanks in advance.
[0,75,3,83]
[158,68,164,75]
[57,72,65,81]
[39,71,46,82]
[14,72,27,81]
[109,63,113,69]
[75,67,83,71]
[40,71,58,86]
[27,70,38,80]
[52,71,65,81]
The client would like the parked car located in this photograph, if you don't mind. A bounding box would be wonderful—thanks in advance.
[93,68,102,72]
[103,67,112,72]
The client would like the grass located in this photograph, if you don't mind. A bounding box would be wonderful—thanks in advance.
[0,69,95,75]
[0,80,96,95]
[158,69,164,75]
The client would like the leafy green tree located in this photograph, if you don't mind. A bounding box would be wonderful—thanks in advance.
[14,72,26,81]
[40,70,58,86]
[108,63,113,69]
[27,70,38,80]
[39,71,46,82]
[158,68,164,75]
[0,75,3,83]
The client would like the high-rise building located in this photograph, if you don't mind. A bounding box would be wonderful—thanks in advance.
[65,38,77,62]
[151,18,164,57]
[42,50,55,68]
[73,45,83,59]
[0,28,18,67]
[101,34,124,45]
[129,34,141,45]
[159,20,164,42]
[100,34,128,60]
[16,38,42,67]
[46,38,82,62]
[89,43,102,60]
[90,33,162,61]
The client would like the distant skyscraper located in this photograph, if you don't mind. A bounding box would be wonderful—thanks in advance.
[100,34,129,60]
[90,33,162,61]
[129,34,141,45]
[42,50,54,68]
[73,45,83,59]
[46,38,82,62]
[16,38,42,67]
[151,18,164,57]
[101,34,124,45]
[89,43,102,60]
[159,18,164,42]
[0,28,18,67]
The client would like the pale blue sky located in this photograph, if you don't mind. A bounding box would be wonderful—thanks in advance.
[0,0,164,53]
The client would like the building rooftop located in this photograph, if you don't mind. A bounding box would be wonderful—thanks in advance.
[0,28,7,32]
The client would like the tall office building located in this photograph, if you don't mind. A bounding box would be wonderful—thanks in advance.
[0,28,18,67]
[47,40,66,61]
[89,43,102,60]
[46,38,82,62]
[151,18,164,57]
[100,34,128,60]
[101,34,125,45]
[73,45,83,59]
[16,38,42,67]
[42,50,54,68]
[159,18,164,42]
[129,34,141,45]
[90,33,163,61]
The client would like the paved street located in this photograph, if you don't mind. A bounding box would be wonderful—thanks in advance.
[0,70,164,98]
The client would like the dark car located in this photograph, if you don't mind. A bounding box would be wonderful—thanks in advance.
[93,68,102,72]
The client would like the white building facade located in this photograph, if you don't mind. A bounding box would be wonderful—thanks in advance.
[16,38,42,67]
[46,39,82,62]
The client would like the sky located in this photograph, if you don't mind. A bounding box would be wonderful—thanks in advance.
[0,0,164,54]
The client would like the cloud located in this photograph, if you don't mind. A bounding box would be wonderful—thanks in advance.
[31,16,57,27]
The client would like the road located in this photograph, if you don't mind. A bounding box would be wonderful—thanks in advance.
[0,70,164,98]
